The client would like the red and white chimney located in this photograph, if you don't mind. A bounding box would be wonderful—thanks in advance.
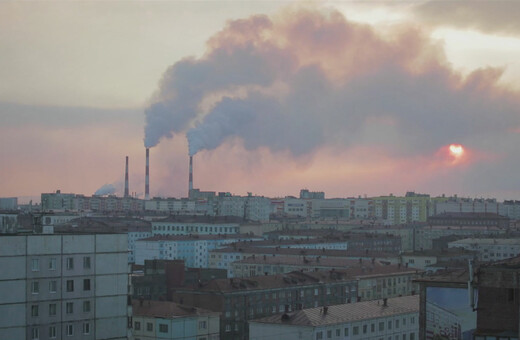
[189,155,194,193]
[124,156,129,198]
[145,148,150,200]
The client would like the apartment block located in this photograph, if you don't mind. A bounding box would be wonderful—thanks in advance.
[0,233,130,340]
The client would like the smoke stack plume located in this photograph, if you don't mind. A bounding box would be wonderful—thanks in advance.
[145,148,150,200]
[189,155,193,194]
[124,156,129,198]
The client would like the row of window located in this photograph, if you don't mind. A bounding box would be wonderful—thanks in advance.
[31,278,91,294]
[31,323,90,339]
[153,225,239,233]
[31,256,91,272]
[31,300,91,317]
[316,318,416,339]
[134,320,207,333]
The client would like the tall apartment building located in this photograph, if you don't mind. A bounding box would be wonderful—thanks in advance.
[373,192,431,225]
[0,233,130,340]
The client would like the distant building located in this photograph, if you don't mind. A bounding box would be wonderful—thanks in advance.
[448,237,520,262]
[0,233,130,340]
[41,190,75,211]
[150,216,242,236]
[427,212,510,228]
[0,197,18,210]
[132,299,220,340]
[0,211,18,233]
[373,192,431,225]
[249,295,419,340]
[134,234,261,267]
[400,248,476,270]
[299,189,325,199]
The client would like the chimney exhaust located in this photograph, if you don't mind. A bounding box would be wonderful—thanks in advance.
[145,148,150,200]
[124,156,129,198]
[189,155,194,194]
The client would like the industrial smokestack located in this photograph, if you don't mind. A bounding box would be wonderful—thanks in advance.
[145,148,150,200]
[189,155,194,194]
[124,156,129,198]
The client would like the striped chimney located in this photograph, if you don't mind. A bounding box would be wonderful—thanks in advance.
[189,155,193,193]
[145,148,150,200]
[124,156,129,198]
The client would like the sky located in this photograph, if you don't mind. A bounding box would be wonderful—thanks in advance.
[1,1,520,203]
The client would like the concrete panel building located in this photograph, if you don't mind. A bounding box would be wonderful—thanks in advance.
[0,233,130,340]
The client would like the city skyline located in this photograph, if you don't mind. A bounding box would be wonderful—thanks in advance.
[1,1,520,202]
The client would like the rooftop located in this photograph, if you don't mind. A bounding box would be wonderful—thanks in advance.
[250,295,419,326]
[132,299,217,318]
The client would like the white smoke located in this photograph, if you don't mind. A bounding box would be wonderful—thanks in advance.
[94,183,117,196]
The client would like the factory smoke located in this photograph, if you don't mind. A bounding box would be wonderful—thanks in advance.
[94,183,117,196]
[143,7,520,159]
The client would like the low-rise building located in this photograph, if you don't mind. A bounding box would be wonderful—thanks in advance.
[249,295,419,340]
[400,249,476,270]
[132,299,220,340]
[151,216,242,236]
[448,237,520,262]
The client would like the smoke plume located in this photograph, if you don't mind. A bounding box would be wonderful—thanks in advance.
[144,7,520,157]
[94,183,117,196]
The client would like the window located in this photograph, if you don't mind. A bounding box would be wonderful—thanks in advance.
[316,332,323,340]
[66,257,74,270]
[66,280,74,292]
[371,324,375,332]
[146,323,153,332]
[83,279,91,291]
[66,302,73,314]
[396,319,400,328]
[83,300,91,312]
[49,326,56,338]
[31,328,39,340]
[388,321,392,330]
[83,323,90,335]
[411,316,415,324]
[49,280,57,293]
[379,322,385,331]
[403,318,406,326]
[344,328,349,336]
[49,258,56,270]
[134,321,141,330]
[225,325,231,332]
[32,259,40,271]
[31,281,39,294]
[327,330,332,338]
[363,325,367,334]
[199,321,207,329]
[336,329,340,336]
[49,303,56,316]
[159,324,168,333]
[410,333,415,340]
[353,326,359,335]
[83,256,91,269]
[402,334,407,340]
[31,305,39,317]
[66,324,73,336]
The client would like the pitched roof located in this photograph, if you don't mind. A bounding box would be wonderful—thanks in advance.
[250,295,419,326]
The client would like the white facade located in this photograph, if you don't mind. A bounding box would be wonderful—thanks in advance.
[134,235,260,267]
[128,230,153,263]
[151,221,240,236]
[0,233,130,340]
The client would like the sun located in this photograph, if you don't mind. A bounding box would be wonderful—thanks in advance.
[449,144,464,157]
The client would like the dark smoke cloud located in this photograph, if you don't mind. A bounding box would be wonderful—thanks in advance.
[144,7,520,157]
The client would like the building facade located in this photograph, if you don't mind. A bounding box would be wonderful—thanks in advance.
[0,233,130,340]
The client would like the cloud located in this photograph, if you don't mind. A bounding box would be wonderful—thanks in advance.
[414,1,520,36]
[144,6,520,158]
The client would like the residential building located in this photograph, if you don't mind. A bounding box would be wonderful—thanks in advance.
[249,295,419,340]
[427,212,510,228]
[0,197,18,210]
[41,190,75,212]
[134,234,261,267]
[171,270,358,340]
[399,248,476,270]
[0,233,130,340]
[132,299,220,340]
[448,237,520,262]
[373,192,431,225]
[151,216,242,236]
